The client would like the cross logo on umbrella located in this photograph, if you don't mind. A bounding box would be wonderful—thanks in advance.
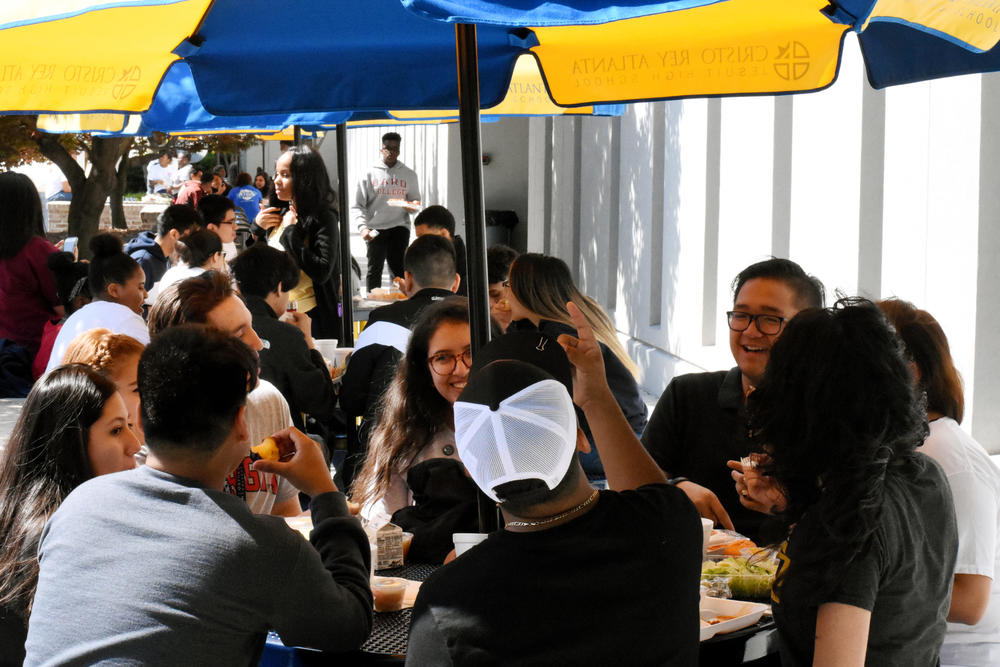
[773,41,810,81]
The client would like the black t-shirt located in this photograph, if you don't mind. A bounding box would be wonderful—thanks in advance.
[406,484,702,666]
[641,368,772,542]
[772,453,958,666]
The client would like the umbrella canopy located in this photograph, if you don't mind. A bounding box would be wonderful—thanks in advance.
[0,0,211,113]
[406,0,1000,104]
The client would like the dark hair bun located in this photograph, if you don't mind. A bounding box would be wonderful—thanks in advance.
[89,233,124,258]
[46,250,75,274]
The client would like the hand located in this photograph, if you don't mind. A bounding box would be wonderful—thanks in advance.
[280,309,313,344]
[361,226,375,242]
[256,207,283,231]
[676,481,735,530]
[727,455,787,515]
[252,427,337,497]
[555,301,611,411]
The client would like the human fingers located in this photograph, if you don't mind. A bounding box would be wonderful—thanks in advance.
[709,495,735,531]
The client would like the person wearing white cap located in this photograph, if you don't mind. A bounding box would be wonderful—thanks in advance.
[406,303,703,666]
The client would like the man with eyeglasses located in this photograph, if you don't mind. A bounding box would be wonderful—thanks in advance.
[641,258,824,542]
[352,131,422,292]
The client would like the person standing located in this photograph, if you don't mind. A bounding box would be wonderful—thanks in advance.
[352,132,421,292]
[255,146,342,340]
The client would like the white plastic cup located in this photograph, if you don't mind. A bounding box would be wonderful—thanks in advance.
[701,518,714,560]
[313,339,339,362]
[453,532,488,557]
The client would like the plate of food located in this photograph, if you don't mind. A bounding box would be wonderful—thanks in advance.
[386,198,421,211]
[699,596,769,641]
[701,551,778,600]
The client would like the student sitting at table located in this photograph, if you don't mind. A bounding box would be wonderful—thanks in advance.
[148,272,299,517]
[505,252,647,483]
[407,306,702,665]
[340,234,460,486]
[25,326,372,664]
[878,299,1000,666]
[0,365,139,663]
[62,328,146,447]
[46,233,150,372]
[732,299,958,665]
[230,244,337,433]
[350,297,481,563]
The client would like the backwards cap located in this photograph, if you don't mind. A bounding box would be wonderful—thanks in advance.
[455,333,578,502]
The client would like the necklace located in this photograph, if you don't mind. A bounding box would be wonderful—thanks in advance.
[504,489,600,528]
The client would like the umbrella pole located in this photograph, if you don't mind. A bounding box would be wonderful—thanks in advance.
[456,22,499,533]
[336,124,354,347]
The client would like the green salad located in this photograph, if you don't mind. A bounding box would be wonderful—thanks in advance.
[701,554,777,600]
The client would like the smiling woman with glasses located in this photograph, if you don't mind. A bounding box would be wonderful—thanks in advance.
[351,297,484,562]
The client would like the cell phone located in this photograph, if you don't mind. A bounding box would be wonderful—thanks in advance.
[63,237,78,253]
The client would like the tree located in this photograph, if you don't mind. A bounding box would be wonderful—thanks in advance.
[0,116,259,257]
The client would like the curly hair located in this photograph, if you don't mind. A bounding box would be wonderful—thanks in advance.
[748,298,927,605]
[0,365,117,622]
[61,328,145,378]
[350,298,469,508]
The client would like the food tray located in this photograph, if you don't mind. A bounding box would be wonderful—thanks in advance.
[699,597,769,641]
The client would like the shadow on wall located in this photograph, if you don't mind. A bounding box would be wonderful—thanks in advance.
[615,101,682,384]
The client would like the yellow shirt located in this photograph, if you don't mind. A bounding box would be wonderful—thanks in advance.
[267,220,317,313]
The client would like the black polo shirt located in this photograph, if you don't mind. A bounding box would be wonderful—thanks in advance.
[641,367,775,543]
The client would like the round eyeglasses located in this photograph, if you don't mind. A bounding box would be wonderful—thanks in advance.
[726,311,786,335]
[428,349,472,376]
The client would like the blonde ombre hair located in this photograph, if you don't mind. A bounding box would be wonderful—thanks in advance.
[62,328,145,379]
[508,253,639,377]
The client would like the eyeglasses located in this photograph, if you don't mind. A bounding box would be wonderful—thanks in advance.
[428,349,472,376]
[726,311,786,335]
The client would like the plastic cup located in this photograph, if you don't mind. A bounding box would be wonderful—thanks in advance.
[401,532,414,561]
[372,577,407,612]
[313,339,339,363]
[453,532,488,557]
[701,518,714,560]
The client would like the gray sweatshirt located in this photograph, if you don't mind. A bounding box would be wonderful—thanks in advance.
[25,465,372,665]
[352,161,421,232]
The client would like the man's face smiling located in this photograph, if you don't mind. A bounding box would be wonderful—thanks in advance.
[381,141,400,168]
[729,277,802,391]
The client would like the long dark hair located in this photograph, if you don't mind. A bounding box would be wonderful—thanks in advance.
[0,365,118,621]
[749,298,926,605]
[351,298,469,508]
[877,298,964,422]
[0,171,46,259]
[285,146,339,222]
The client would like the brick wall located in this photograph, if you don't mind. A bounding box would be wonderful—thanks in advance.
[45,201,167,238]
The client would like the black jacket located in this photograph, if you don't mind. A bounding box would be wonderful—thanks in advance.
[278,206,342,340]
[246,294,337,430]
